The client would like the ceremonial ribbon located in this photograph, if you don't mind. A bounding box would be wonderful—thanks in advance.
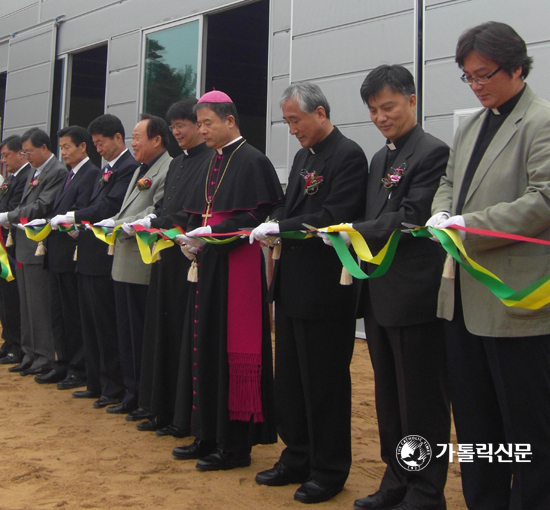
[133,225,174,264]
[86,222,121,246]
[0,235,14,281]
[23,222,52,241]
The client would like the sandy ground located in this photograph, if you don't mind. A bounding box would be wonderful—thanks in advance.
[0,339,466,510]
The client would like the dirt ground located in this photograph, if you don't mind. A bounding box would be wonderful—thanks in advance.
[0,339,466,510]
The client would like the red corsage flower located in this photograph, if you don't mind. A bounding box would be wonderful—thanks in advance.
[0,182,9,195]
[137,177,152,191]
[381,165,406,190]
[303,171,324,195]
[29,178,40,189]
[100,170,113,185]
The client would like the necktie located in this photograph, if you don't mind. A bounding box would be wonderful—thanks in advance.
[63,170,74,189]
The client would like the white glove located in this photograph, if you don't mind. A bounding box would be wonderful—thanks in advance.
[426,211,450,228]
[50,214,69,230]
[94,218,115,228]
[0,212,8,226]
[121,223,136,236]
[249,222,280,244]
[184,226,212,248]
[318,231,351,247]
[131,217,152,229]
[25,218,47,227]
[436,215,466,240]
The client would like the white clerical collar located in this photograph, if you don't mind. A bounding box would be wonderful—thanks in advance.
[491,108,501,115]
[36,154,54,175]
[183,149,188,156]
[386,142,397,150]
[216,136,243,155]
[309,148,315,154]
[71,157,89,175]
[108,148,128,167]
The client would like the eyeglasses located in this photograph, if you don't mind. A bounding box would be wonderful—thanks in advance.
[460,66,502,85]
[169,122,191,132]
[20,148,38,157]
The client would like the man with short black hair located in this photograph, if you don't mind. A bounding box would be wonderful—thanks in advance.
[428,22,550,509]
[93,114,171,416]
[60,114,138,408]
[1,128,67,376]
[251,82,368,504]
[0,135,32,365]
[33,126,100,388]
[351,65,450,510]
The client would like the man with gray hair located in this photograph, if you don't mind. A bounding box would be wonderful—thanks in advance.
[251,82,368,503]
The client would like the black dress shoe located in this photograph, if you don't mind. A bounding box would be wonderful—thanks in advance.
[93,395,123,409]
[0,346,8,359]
[34,369,66,384]
[255,462,309,486]
[20,365,50,376]
[156,424,186,438]
[106,402,137,414]
[57,375,87,390]
[353,490,405,510]
[0,353,22,365]
[8,361,32,373]
[125,407,153,422]
[136,416,169,431]
[172,438,215,459]
[72,389,101,399]
[195,448,251,471]
[294,479,344,504]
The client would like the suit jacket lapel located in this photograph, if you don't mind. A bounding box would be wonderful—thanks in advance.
[283,150,309,217]
[463,89,532,209]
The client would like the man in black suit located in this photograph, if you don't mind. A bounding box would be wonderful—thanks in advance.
[0,135,32,365]
[52,114,138,408]
[350,65,450,510]
[250,82,368,504]
[34,126,100,388]
[1,128,67,376]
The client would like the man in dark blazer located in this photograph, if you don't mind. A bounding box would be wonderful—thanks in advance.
[0,135,33,365]
[349,65,450,510]
[52,114,138,409]
[250,82,368,504]
[1,128,67,376]
[33,126,100,388]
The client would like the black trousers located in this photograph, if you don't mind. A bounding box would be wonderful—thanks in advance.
[114,281,148,406]
[446,289,550,510]
[78,273,123,398]
[49,270,86,378]
[0,272,21,358]
[275,310,355,487]
[364,305,450,510]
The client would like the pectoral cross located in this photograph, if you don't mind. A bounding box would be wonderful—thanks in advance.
[202,203,213,227]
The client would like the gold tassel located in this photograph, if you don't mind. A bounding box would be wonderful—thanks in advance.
[108,244,115,255]
[181,245,195,261]
[442,253,455,279]
[187,260,198,282]
[340,266,353,286]
[6,230,13,247]
[73,246,78,261]
[272,243,281,260]
[35,241,46,256]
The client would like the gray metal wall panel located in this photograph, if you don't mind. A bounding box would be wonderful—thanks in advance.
[270,122,289,168]
[0,3,39,38]
[3,93,49,130]
[107,67,139,107]
[0,41,8,71]
[271,30,290,78]
[109,32,140,71]
[272,0,291,32]
[7,30,52,72]
[106,102,138,140]
[55,0,236,54]
[339,123,389,163]
[291,12,414,82]
[4,62,51,100]
[41,0,121,22]
[271,76,289,122]
[423,116,455,149]
[293,0,414,36]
